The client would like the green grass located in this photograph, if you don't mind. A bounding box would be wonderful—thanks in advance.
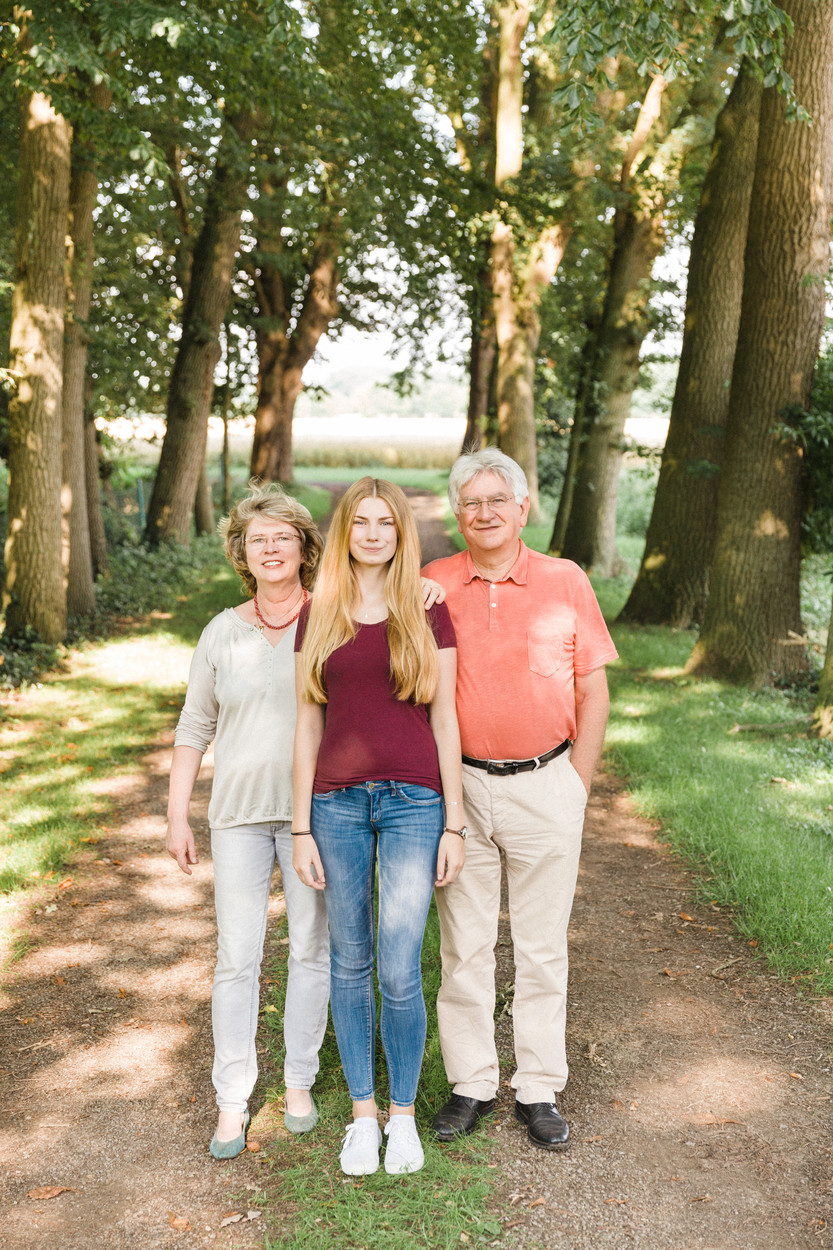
[258,906,503,1250]
[0,545,241,900]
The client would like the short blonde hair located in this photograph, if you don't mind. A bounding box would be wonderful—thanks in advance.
[218,481,323,596]
[297,477,438,705]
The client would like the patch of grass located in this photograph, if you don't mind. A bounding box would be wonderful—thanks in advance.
[258,906,504,1249]
[604,621,833,993]
[0,547,240,895]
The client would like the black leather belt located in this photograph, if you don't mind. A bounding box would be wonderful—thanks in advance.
[462,739,571,776]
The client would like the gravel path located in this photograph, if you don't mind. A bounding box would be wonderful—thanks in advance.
[1,485,830,1248]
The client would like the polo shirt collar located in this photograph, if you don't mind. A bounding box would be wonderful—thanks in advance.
[462,541,529,585]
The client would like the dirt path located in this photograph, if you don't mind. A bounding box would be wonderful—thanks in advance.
[1,488,831,1249]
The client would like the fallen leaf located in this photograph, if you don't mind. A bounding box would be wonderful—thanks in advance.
[529,1197,546,1208]
[679,913,695,922]
[220,1213,244,1227]
[246,1139,261,1153]
[57,877,73,891]
[583,1135,604,1143]
[263,1005,278,1014]
[26,1186,77,1200]
[117,988,127,998]
[689,1194,712,1203]
[663,968,689,978]
[789,1072,804,1080]
[605,1198,626,1205]
[246,1211,262,1221]
[168,1213,191,1230]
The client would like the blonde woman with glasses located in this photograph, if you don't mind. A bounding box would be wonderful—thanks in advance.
[167,483,330,1159]
[292,477,466,1177]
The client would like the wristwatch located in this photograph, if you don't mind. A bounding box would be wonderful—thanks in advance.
[443,825,468,840]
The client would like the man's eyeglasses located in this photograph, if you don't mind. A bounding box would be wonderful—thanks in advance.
[459,494,514,514]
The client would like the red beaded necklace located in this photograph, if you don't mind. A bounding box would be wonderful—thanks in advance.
[253,587,307,632]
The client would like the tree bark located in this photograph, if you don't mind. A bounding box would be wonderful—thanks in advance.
[619,65,762,626]
[193,458,214,536]
[460,260,497,453]
[249,214,340,484]
[2,90,71,644]
[144,115,255,544]
[687,0,833,684]
[84,410,107,576]
[63,82,111,616]
[560,76,668,574]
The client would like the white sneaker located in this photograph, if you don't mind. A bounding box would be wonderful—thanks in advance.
[340,1117,382,1175]
[384,1115,425,1174]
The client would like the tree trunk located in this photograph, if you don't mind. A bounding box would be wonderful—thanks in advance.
[687,0,833,685]
[813,596,833,737]
[2,90,71,644]
[144,115,254,544]
[84,410,107,576]
[249,217,339,484]
[193,463,214,535]
[549,328,597,554]
[460,260,497,453]
[619,65,762,626]
[559,75,669,574]
[63,82,111,616]
[560,207,665,573]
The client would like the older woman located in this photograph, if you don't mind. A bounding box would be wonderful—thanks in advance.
[166,482,330,1159]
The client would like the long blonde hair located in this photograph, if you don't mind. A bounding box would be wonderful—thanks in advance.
[298,477,438,705]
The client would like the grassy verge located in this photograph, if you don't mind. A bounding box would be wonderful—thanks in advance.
[259,906,502,1250]
[0,539,241,903]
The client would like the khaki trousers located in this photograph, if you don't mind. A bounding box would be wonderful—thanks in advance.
[434,751,587,1104]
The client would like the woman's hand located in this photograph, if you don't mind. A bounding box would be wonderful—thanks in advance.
[420,576,446,608]
[166,818,199,875]
[293,834,327,890]
[435,831,465,887]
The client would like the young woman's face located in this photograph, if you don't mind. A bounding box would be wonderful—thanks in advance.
[349,495,399,568]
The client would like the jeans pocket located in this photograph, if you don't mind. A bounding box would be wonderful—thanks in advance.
[392,782,443,807]
[312,788,343,802]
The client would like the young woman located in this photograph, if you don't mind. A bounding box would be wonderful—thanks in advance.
[167,484,330,1159]
[292,477,466,1176]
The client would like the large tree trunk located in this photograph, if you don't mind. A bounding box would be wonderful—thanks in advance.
[2,90,71,644]
[249,217,339,484]
[619,65,762,626]
[144,115,254,544]
[687,0,833,685]
[63,82,111,616]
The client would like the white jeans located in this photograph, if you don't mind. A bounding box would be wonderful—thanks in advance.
[210,821,330,1112]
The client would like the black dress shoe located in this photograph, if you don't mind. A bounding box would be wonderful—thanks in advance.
[432,1094,496,1141]
[514,1100,570,1151]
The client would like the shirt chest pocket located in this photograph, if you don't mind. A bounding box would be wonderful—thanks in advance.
[527,635,563,677]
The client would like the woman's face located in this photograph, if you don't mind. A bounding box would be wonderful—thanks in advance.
[243,517,304,590]
[349,495,399,569]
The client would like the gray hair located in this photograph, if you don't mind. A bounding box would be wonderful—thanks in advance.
[218,480,323,595]
[447,449,529,514]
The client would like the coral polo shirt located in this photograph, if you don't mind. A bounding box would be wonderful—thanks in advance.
[422,543,618,761]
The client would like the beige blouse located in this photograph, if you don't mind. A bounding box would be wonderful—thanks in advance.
[174,608,297,829]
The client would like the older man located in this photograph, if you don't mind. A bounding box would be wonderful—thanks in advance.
[423,449,618,1151]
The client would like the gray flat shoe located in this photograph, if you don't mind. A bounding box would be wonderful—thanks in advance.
[210,1110,250,1160]
[284,1095,318,1134]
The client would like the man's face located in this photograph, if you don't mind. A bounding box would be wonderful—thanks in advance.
[456,471,530,558]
